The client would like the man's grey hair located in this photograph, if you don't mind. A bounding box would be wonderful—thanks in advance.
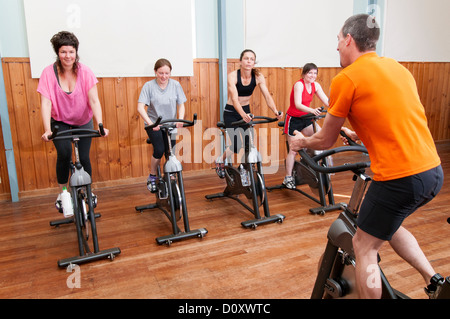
[342,14,380,52]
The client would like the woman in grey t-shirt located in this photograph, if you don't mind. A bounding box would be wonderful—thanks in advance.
[137,58,187,192]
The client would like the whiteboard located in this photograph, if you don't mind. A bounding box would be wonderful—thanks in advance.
[384,0,450,62]
[244,0,353,68]
[24,0,194,78]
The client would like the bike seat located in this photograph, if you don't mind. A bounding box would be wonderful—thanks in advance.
[217,121,226,128]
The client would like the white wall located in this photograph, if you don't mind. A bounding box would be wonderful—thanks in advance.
[383,0,450,62]
[244,0,354,68]
[23,0,194,77]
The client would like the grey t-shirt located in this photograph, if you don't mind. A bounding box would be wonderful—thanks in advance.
[138,79,187,124]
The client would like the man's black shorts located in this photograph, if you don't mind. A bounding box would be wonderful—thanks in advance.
[357,165,444,240]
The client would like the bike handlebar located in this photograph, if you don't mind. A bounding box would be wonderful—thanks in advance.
[144,113,197,133]
[228,111,282,127]
[298,131,370,174]
[277,107,326,127]
[339,129,359,147]
[48,123,105,140]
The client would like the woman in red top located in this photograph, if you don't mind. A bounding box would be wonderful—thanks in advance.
[282,63,329,189]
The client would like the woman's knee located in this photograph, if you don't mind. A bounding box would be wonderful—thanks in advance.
[152,148,164,160]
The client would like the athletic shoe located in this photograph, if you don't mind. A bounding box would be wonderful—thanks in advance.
[147,174,158,193]
[425,273,445,299]
[55,194,63,213]
[282,175,296,189]
[215,159,225,179]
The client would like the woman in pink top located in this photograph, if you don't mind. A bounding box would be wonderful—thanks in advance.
[38,31,108,212]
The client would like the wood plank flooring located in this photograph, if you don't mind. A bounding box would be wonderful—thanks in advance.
[0,143,449,300]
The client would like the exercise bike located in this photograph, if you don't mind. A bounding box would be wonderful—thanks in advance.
[308,132,450,299]
[135,114,208,245]
[205,114,285,229]
[267,109,341,215]
[49,124,121,268]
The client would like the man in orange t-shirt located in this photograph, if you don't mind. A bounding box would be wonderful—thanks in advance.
[290,14,444,299]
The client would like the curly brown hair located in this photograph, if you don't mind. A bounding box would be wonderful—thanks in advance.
[50,31,80,74]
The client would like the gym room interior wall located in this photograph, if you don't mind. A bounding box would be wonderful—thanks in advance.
[244,0,354,68]
[23,0,195,77]
[383,0,450,62]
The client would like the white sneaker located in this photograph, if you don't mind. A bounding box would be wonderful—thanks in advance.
[282,176,296,189]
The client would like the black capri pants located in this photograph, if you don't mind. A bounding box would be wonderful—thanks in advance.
[51,119,94,185]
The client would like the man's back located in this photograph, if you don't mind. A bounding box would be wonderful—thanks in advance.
[328,52,440,181]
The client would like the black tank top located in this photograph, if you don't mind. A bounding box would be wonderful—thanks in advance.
[236,69,256,97]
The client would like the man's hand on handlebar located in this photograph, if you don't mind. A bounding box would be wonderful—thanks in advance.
[289,131,306,152]
[340,127,359,145]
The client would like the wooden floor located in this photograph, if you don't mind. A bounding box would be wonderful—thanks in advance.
[0,143,449,300]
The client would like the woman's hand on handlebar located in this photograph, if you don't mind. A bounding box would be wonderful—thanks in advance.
[275,111,283,120]
[310,107,323,116]
[99,126,110,137]
[241,113,253,123]
[42,130,52,142]
[175,121,184,129]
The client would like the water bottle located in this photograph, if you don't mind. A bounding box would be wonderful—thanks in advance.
[60,187,74,218]
[239,164,250,186]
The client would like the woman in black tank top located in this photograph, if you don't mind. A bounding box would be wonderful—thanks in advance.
[215,49,282,177]
[236,69,256,97]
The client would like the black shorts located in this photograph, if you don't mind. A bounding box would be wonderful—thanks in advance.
[357,165,443,240]
[284,114,313,136]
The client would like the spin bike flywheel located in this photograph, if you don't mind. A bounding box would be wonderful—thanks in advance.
[318,250,358,299]
[295,149,331,196]
[170,180,183,221]
[160,177,183,221]
[250,169,266,206]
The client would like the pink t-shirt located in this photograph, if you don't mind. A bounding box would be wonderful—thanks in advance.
[37,63,98,126]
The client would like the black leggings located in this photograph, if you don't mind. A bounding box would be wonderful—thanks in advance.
[51,119,93,185]
[146,129,176,159]
[224,104,251,154]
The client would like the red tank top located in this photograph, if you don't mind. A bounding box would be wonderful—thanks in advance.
[287,79,316,117]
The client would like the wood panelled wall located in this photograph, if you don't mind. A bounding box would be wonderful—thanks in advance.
[1,58,449,200]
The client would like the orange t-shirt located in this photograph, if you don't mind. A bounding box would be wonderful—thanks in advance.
[328,52,440,181]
